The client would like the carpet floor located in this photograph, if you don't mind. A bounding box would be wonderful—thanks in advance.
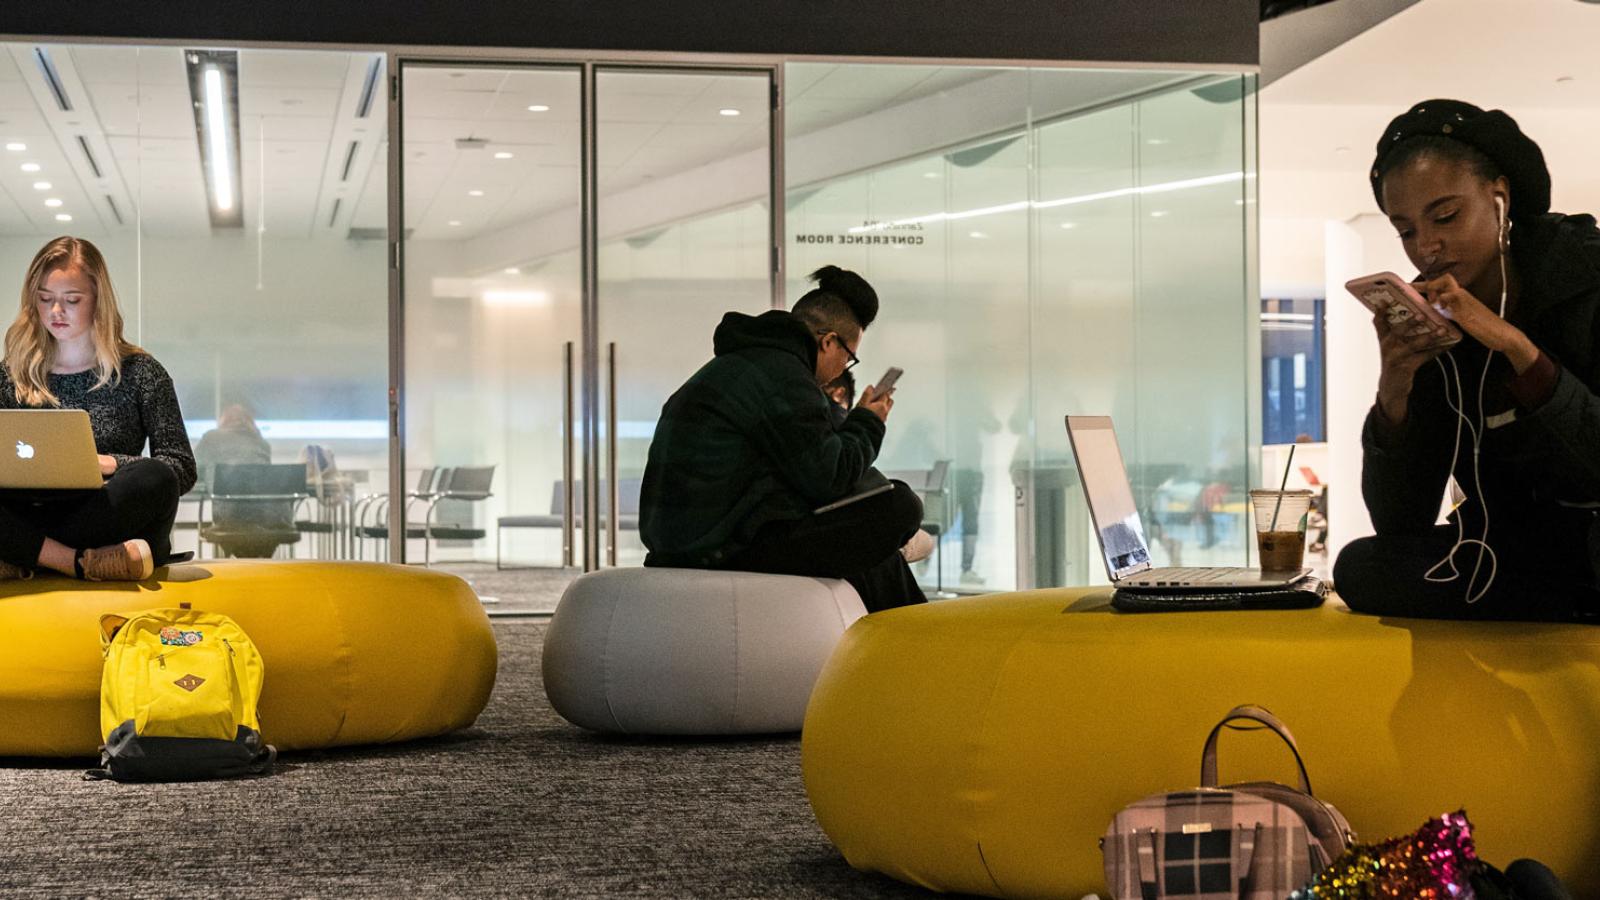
[0,620,948,899]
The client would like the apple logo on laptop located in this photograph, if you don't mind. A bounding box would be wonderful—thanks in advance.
[15,440,34,460]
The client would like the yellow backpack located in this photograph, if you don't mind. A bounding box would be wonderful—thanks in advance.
[90,604,275,781]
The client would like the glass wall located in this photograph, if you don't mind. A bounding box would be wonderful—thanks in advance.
[786,65,1258,590]
[0,43,389,559]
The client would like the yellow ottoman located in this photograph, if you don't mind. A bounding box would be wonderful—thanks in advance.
[0,560,497,757]
[802,589,1600,898]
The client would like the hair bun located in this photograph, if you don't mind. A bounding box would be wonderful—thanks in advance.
[807,265,879,329]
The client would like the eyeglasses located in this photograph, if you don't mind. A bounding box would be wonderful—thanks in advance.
[818,331,859,372]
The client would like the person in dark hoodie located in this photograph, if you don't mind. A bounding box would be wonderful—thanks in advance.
[1333,100,1600,622]
[640,265,927,612]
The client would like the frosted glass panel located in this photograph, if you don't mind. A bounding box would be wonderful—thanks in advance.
[787,64,1257,590]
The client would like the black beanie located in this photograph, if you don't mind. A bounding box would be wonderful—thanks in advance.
[1370,99,1550,221]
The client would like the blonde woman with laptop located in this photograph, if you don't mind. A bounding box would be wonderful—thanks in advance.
[0,236,195,581]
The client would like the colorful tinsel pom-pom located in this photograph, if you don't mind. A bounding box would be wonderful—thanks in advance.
[1289,809,1478,899]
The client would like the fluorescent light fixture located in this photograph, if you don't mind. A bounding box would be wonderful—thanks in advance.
[503,267,520,274]
[527,104,549,112]
[481,290,549,307]
[447,220,461,227]
[185,50,243,228]
[32,181,50,190]
[54,213,71,222]
[4,142,23,152]
[468,189,484,197]
[1059,222,1077,229]
[719,108,741,117]
[1149,210,1169,218]
[493,151,513,159]
[848,171,1250,234]
[21,162,39,173]
[968,231,987,239]
[44,198,62,208]
[203,68,233,211]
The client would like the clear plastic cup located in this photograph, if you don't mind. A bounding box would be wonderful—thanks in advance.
[1248,489,1313,572]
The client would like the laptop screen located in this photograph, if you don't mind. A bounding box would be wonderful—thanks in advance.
[1065,416,1153,579]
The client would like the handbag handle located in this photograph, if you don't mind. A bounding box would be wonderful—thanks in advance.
[1200,704,1314,795]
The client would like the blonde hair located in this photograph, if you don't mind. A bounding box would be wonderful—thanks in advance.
[5,236,142,407]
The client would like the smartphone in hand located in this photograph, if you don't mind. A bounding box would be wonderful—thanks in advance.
[1344,272,1462,347]
[872,367,904,396]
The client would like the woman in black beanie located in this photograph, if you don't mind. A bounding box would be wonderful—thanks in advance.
[1333,100,1600,621]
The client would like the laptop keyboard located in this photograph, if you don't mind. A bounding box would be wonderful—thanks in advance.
[1148,567,1237,583]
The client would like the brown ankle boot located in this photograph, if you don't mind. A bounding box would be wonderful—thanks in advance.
[78,539,155,582]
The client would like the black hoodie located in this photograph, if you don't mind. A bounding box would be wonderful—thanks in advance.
[640,310,885,567]
[1361,213,1600,589]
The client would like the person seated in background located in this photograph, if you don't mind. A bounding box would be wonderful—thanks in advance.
[195,404,270,485]
[0,236,195,581]
[639,265,927,613]
[1334,100,1600,622]
[825,370,855,427]
[195,404,287,558]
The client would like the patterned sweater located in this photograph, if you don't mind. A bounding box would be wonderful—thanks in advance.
[0,353,197,493]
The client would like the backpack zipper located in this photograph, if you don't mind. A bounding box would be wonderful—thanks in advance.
[156,653,166,670]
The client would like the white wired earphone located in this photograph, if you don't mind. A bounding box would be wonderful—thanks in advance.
[1423,194,1509,604]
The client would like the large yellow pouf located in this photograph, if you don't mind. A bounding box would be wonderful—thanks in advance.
[0,560,497,757]
[802,589,1600,898]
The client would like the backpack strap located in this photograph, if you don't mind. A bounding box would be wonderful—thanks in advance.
[1200,704,1314,795]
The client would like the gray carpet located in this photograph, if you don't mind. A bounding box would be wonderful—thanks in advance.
[0,621,945,899]
[436,563,578,616]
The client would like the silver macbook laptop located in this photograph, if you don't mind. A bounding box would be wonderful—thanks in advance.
[1065,415,1307,590]
[0,409,105,489]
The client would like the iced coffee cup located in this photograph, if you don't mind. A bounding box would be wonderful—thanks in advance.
[1248,489,1313,572]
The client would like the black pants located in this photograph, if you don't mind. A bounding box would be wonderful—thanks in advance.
[726,481,929,613]
[0,458,181,569]
[1334,524,1600,623]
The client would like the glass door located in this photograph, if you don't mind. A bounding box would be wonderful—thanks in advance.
[395,61,776,587]
[397,63,584,581]
[595,67,775,566]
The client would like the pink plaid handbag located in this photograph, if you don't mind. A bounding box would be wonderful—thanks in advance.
[1100,705,1354,900]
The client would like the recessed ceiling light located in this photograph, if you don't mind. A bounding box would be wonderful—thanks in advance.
[527,104,549,112]
[468,189,484,197]
[447,220,461,227]
[5,142,24,152]
[55,213,71,222]
[1149,210,1169,218]
[32,181,50,191]
[922,171,940,180]
[44,198,63,208]
[719,108,741,117]
[21,162,40,173]
[1146,138,1170,146]
[493,151,514,159]
[1059,222,1077,230]
[503,267,519,274]
[968,230,987,239]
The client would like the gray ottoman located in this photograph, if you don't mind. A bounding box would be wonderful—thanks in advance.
[542,567,867,735]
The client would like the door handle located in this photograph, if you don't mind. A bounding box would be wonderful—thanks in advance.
[562,340,575,568]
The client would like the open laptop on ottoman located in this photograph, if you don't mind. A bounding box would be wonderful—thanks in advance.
[1066,415,1322,610]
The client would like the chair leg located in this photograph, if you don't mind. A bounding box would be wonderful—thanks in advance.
[935,534,944,595]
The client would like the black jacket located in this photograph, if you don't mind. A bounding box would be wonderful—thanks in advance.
[1361,213,1600,586]
[639,310,884,567]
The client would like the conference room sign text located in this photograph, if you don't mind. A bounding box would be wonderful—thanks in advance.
[795,220,926,247]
